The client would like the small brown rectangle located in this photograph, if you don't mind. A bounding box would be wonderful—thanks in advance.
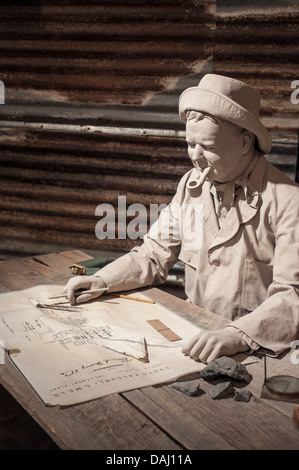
[147,319,182,342]
[147,319,167,332]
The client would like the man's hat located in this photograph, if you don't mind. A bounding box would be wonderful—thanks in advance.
[179,74,272,154]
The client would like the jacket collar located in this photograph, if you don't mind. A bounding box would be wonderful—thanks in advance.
[208,153,266,250]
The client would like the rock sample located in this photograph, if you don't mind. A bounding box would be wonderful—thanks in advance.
[208,381,234,399]
[171,380,201,396]
[234,389,252,402]
[200,356,252,384]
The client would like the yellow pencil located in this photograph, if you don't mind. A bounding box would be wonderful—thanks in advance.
[114,294,155,304]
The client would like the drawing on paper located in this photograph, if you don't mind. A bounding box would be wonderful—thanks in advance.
[0,285,204,406]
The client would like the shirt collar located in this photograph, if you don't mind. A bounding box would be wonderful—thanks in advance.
[211,152,262,208]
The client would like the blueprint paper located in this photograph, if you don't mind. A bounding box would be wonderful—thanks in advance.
[0,285,204,406]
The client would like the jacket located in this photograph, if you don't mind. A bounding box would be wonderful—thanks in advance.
[97,155,299,355]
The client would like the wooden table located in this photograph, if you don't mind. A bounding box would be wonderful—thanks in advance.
[0,250,299,451]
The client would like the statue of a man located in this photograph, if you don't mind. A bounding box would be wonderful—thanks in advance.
[64,74,299,363]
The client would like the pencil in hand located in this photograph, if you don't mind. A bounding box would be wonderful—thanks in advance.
[49,289,155,304]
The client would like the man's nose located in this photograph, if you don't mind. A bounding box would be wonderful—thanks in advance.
[191,144,203,162]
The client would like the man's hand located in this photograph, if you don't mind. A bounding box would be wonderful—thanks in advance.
[181,329,249,364]
[63,275,107,305]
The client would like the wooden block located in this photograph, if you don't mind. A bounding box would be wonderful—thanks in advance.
[147,319,182,342]
[293,407,299,428]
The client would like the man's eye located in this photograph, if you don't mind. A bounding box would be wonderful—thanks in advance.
[187,142,195,148]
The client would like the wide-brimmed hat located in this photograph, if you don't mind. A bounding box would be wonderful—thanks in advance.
[179,74,272,154]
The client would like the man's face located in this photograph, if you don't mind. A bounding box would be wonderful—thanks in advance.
[185,115,246,183]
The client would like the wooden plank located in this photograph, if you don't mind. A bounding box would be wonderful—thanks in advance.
[124,381,299,450]
[0,357,181,450]
[0,256,59,449]
[0,258,54,291]
[144,286,229,330]
[59,249,93,263]
[0,252,183,449]
[21,250,94,285]
[0,383,59,450]
[22,252,76,284]
[32,251,91,272]
[1,251,297,450]
[123,386,235,450]
[135,288,299,430]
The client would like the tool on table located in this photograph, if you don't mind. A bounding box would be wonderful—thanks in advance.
[69,257,112,276]
[49,290,155,304]
[103,337,150,363]
[49,287,108,299]
[28,297,81,312]
[261,352,299,403]
[70,263,86,275]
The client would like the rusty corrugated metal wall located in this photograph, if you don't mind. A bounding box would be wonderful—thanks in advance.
[215,1,299,142]
[0,1,298,259]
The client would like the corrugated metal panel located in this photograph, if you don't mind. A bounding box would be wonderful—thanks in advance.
[0,125,189,256]
[0,124,296,259]
[0,1,214,258]
[0,1,214,105]
[0,1,298,260]
[215,0,299,142]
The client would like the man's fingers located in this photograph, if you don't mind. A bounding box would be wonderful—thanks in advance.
[63,277,91,304]
[182,331,211,358]
[189,335,215,363]
[182,331,203,354]
[181,339,194,354]
[182,330,227,363]
[76,288,107,304]
[63,275,108,305]
[182,329,250,364]
[183,336,214,364]
[75,292,98,304]
[197,341,221,364]
[66,286,81,305]
[205,348,220,364]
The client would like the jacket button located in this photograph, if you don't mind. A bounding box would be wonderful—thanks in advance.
[186,255,191,262]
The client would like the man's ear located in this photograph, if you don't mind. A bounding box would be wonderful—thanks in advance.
[241,131,255,154]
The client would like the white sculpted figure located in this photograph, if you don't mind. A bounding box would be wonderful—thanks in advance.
[64,74,299,363]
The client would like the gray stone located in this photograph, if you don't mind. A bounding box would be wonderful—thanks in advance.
[234,389,252,402]
[171,380,200,396]
[208,381,234,399]
[199,356,252,384]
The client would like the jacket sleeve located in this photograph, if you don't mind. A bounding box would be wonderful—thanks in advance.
[93,172,192,293]
[227,191,299,356]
